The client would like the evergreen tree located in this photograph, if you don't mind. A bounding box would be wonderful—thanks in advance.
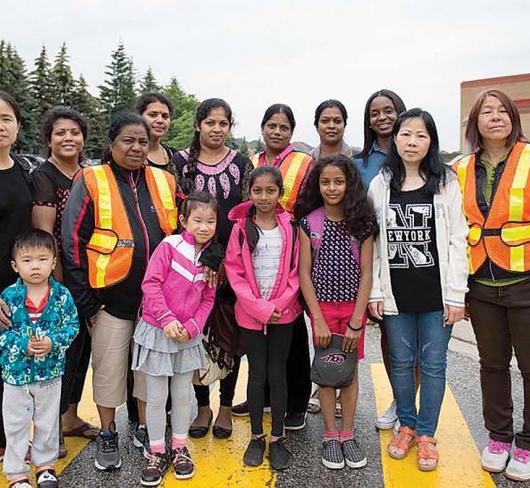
[51,42,75,107]
[239,137,249,157]
[99,42,136,122]
[29,46,55,122]
[164,77,199,118]
[164,77,199,149]
[71,75,107,159]
[139,67,160,94]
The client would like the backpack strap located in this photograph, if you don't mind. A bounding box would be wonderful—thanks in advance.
[306,207,325,262]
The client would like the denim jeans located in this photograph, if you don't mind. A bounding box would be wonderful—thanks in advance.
[384,310,451,437]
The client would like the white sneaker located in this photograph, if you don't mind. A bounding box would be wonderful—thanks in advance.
[481,439,511,473]
[505,447,530,481]
[375,400,397,430]
[392,419,401,435]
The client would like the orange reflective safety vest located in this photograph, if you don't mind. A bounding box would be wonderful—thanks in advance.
[453,142,530,275]
[251,148,313,214]
[83,164,178,288]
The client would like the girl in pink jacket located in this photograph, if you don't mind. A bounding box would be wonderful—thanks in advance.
[225,166,301,471]
[132,192,218,486]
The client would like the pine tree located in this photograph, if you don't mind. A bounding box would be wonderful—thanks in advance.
[0,42,38,152]
[71,75,107,159]
[99,42,136,122]
[139,67,160,94]
[164,77,199,149]
[164,77,199,118]
[51,42,75,107]
[29,46,55,121]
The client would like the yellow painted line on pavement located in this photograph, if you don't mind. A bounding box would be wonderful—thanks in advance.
[161,360,276,487]
[371,363,496,488]
[0,369,100,487]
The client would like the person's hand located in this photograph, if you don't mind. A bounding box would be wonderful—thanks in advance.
[342,323,362,353]
[175,326,191,343]
[0,299,11,330]
[314,317,331,349]
[444,305,465,325]
[163,320,183,340]
[269,308,281,323]
[368,301,384,321]
[28,336,52,358]
[204,266,218,288]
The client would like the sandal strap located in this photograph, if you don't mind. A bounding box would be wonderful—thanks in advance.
[389,427,417,450]
[417,436,439,460]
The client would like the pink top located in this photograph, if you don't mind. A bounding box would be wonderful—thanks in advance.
[141,231,216,338]
[225,201,302,331]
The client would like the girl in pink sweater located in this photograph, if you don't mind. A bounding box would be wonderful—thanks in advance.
[132,192,218,486]
[225,166,301,471]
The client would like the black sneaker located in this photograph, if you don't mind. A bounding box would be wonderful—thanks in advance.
[232,401,271,417]
[284,412,306,431]
[172,447,195,480]
[141,452,170,486]
[36,469,58,488]
[134,425,151,459]
[269,438,292,470]
[342,438,367,468]
[243,436,266,466]
[95,422,122,471]
[322,439,345,469]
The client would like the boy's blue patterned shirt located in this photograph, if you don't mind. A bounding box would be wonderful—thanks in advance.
[0,277,79,385]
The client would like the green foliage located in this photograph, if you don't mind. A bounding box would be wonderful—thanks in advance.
[29,46,55,123]
[139,68,161,94]
[51,43,75,107]
[164,78,199,149]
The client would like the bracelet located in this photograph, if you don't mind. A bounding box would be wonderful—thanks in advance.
[347,323,363,332]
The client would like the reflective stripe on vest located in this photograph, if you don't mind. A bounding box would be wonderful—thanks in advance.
[453,142,530,274]
[253,151,312,214]
[83,165,177,288]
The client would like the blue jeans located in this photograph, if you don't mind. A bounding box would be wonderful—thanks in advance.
[384,310,451,437]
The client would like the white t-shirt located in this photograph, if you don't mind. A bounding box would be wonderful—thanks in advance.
[252,226,283,300]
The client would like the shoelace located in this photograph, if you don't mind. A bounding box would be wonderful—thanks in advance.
[173,448,192,464]
[513,448,530,464]
[148,454,166,469]
[488,440,511,454]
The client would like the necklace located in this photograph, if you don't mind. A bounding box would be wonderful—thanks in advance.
[50,157,80,179]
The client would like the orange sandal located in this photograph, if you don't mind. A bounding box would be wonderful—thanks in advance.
[387,426,417,460]
[416,435,439,472]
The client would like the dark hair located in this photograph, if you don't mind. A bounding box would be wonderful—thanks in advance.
[181,98,234,194]
[314,99,348,127]
[465,89,526,152]
[260,104,296,131]
[101,112,150,162]
[12,228,56,259]
[383,108,447,196]
[295,154,375,238]
[179,191,219,234]
[245,166,284,252]
[42,106,88,158]
[358,89,406,165]
[0,90,21,123]
[135,92,174,118]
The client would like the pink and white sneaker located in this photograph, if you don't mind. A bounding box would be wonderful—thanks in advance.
[481,439,511,473]
[505,447,530,481]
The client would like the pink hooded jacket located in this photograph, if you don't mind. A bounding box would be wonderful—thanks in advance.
[225,201,302,331]
[141,231,216,339]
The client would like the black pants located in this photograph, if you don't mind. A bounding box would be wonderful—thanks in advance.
[285,314,311,414]
[60,317,91,415]
[468,279,530,449]
[194,356,242,408]
[242,324,293,437]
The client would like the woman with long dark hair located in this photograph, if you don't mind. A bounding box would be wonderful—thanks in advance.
[368,108,468,471]
[453,90,530,481]
[173,98,253,439]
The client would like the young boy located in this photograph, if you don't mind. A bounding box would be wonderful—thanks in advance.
[0,229,79,488]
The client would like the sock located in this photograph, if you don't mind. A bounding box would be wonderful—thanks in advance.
[172,434,187,451]
[323,431,339,442]
[339,430,353,442]
[149,438,166,455]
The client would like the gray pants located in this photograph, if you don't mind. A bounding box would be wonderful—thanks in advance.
[146,372,193,447]
[3,378,61,480]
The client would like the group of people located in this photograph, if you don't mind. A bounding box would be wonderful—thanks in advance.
[0,84,528,488]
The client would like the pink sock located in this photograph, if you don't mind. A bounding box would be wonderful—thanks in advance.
[149,440,166,454]
[339,430,353,442]
[323,431,339,442]
[171,435,187,450]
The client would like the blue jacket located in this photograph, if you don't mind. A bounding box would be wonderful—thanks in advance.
[0,278,79,385]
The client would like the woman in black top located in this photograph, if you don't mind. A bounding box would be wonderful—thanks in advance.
[0,91,33,458]
[31,106,98,456]
[136,92,177,175]
[173,98,252,439]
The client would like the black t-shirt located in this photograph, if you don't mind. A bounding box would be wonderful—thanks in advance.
[387,186,443,313]
[0,159,32,290]
[173,149,252,249]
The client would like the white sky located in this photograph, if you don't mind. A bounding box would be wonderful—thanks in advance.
[3,0,529,151]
